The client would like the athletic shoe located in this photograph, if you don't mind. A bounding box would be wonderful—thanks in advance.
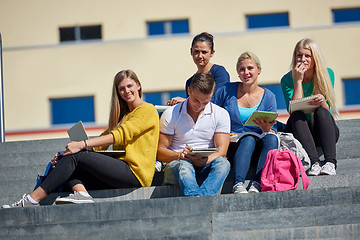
[232,182,248,194]
[308,162,321,176]
[55,191,94,205]
[2,194,39,208]
[320,162,336,175]
[155,160,166,172]
[248,181,261,193]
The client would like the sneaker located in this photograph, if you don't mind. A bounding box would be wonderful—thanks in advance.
[248,181,261,193]
[320,162,336,175]
[2,194,39,209]
[155,161,165,172]
[232,182,248,194]
[55,191,94,205]
[308,162,321,176]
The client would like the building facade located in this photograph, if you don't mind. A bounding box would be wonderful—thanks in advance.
[1,0,360,140]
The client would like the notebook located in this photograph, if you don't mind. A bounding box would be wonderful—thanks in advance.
[67,121,125,157]
[289,95,318,114]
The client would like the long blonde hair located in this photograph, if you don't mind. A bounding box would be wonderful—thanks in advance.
[291,39,337,114]
[108,70,142,131]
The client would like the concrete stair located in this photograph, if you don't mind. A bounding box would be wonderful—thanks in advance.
[0,119,359,239]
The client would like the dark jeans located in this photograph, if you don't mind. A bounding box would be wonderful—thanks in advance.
[40,150,141,194]
[285,107,339,166]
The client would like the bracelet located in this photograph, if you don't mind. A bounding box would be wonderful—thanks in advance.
[83,140,88,149]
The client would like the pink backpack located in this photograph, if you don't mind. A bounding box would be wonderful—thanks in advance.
[260,148,309,192]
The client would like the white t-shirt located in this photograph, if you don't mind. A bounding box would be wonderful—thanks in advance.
[160,99,230,152]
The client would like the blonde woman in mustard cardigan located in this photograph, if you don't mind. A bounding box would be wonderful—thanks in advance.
[2,70,159,208]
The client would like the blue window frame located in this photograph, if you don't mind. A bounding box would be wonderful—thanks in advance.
[143,90,187,106]
[343,78,360,105]
[260,84,287,110]
[50,96,95,125]
[147,22,165,36]
[171,20,189,34]
[143,92,163,105]
[147,19,189,36]
[169,90,187,100]
[246,12,289,29]
[333,8,360,23]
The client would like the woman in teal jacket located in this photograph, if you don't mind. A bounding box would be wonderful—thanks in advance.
[281,39,339,176]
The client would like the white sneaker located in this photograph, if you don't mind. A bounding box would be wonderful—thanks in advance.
[308,162,321,176]
[320,162,336,175]
[55,191,94,205]
[232,182,248,194]
[2,194,39,208]
[248,181,261,193]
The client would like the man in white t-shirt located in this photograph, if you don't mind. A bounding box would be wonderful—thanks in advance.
[157,73,231,196]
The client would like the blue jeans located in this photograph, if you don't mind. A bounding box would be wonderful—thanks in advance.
[163,157,230,196]
[232,133,278,184]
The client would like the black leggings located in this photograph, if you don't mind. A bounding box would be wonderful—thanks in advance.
[40,150,141,194]
[285,107,339,166]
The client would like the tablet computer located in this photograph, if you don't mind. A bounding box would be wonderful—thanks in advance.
[244,111,278,127]
[187,148,220,157]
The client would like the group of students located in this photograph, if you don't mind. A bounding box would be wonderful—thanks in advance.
[2,33,339,208]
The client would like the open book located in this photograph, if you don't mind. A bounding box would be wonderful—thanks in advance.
[289,95,318,114]
[244,111,278,127]
[230,132,277,143]
[187,148,220,157]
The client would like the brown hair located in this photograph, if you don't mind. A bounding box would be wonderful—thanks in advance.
[108,70,142,130]
[189,72,215,95]
[191,32,214,52]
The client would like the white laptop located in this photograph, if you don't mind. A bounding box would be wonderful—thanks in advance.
[67,121,125,157]
[154,105,171,112]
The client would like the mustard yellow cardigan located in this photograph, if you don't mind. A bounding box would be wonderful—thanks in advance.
[95,103,159,187]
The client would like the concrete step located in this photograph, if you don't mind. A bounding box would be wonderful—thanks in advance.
[0,142,356,178]
[215,224,360,240]
[336,119,360,132]
[1,186,359,240]
[0,151,56,167]
[42,185,182,205]
[0,118,358,239]
[0,135,356,166]
[0,157,359,206]
[0,138,69,154]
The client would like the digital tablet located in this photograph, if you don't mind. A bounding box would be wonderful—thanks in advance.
[187,148,220,157]
[244,111,278,127]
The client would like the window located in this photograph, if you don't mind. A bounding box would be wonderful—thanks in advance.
[50,96,95,125]
[168,90,187,100]
[246,12,289,29]
[260,84,287,110]
[343,78,360,105]
[143,90,186,105]
[59,25,102,42]
[143,92,163,105]
[147,19,189,36]
[333,8,360,23]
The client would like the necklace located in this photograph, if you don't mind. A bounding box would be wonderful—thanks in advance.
[244,94,252,108]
